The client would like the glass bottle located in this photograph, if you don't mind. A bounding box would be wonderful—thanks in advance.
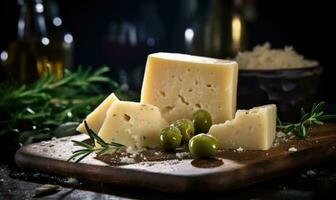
[1,0,66,84]
[44,0,74,70]
[173,0,250,58]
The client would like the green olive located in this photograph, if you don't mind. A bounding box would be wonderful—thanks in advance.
[188,134,218,158]
[159,126,182,151]
[192,109,212,134]
[173,119,194,143]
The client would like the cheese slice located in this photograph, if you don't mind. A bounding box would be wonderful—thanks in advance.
[208,104,276,150]
[76,93,119,134]
[141,52,238,124]
[98,101,168,149]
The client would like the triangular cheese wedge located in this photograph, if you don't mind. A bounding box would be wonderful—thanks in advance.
[98,101,168,149]
[208,104,276,150]
[76,93,119,134]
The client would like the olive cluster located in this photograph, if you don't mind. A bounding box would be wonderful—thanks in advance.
[159,109,218,158]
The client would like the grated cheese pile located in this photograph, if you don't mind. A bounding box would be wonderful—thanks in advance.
[235,43,318,70]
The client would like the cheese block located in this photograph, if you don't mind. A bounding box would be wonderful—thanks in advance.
[98,101,168,149]
[141,52,238,124]
[76,93,119,134]
[208,104,276,150]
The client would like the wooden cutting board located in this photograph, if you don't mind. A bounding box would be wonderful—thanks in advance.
[15,123,336,193]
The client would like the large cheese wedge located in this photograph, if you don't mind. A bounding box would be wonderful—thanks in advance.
[141,52,238,124]
[98,101,168,149]
[76,93,119,134]
[208,104,276,150]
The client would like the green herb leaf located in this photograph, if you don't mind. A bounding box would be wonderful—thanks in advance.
[0,66,136,146]
[276,116,282,126]
[299,124,307,139]
[316,114,336,121]
[301,108,306,117]
[312,102,325,115]
[68,121,125,163]
[277,101,336,139]
[71,140,93,149]
[284,124,295,133]
[300,113,310,123]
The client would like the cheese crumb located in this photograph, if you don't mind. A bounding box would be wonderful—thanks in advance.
[64,177,78,185]
[272,142,279,147]
[126,146,140,154]
[288,147,297,152]
[120,156,136,164]
[129,153,137,158]
[235,43,318,70]
[307,170,316,176]
[276,131,286,138]
[40,141,50,146]
[236,147,244,152]
[176,152,189,160]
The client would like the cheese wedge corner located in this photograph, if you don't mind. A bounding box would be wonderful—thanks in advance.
[208,104,276,150]
[76,93,119,134]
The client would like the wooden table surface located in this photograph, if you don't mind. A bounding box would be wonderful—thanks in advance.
[2,159,336,199]
[14,123,336,194]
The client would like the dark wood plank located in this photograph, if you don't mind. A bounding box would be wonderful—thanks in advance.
[15,123,336,193]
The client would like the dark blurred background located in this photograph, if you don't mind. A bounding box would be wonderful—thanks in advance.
[1,0,335,103]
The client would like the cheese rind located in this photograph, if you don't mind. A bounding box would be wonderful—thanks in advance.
[208,104,276,150]
[76,93,119,134]
[98,101,168,149]
[140,52,238,124]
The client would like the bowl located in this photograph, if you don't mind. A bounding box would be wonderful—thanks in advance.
[237,66,323,122]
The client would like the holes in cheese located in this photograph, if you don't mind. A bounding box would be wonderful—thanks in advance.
[76,93,119,134]
[160,91,166,97]
[208,104,277,150]
[123,114,131,122]
[178,94,190,105]
[98,101,168,149]
[140,52,238,124]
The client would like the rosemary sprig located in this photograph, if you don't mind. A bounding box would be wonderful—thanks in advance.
[0,66,138,147]
[68,121,125,163]
[277,102,336,139]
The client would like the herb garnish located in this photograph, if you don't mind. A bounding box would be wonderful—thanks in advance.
[0,66,136,147]
[68,121,125,163]
[277,102,336,139]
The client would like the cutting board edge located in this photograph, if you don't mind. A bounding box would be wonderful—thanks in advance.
[190,141,336,192]
[15,145,197,193]
[15,139,336,193]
